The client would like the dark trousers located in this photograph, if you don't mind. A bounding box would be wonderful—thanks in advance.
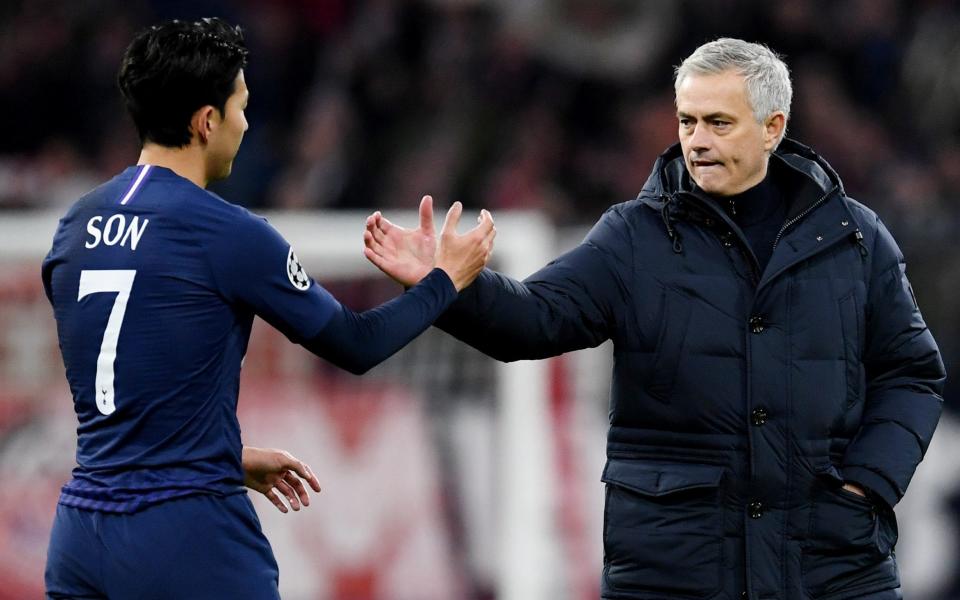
[45,492,280,599]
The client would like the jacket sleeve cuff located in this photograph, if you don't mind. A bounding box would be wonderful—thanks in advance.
[839,466,900,509]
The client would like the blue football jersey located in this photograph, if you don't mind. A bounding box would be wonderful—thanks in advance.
[42,165,339,513]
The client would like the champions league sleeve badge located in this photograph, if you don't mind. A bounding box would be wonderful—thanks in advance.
[286,246,311,291]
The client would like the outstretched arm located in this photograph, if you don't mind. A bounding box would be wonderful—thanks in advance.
[303,200,495,374]
[207,201,491,374]
[364,203,632,361]
[242,446,322,514]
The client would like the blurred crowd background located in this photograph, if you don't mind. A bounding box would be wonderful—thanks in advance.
[3,0,960,598]
[4,0,960,381]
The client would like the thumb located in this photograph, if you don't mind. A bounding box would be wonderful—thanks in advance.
[419,195,435,234]
[441,201,463,236]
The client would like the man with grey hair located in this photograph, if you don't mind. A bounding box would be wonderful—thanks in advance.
[364,37,943,600]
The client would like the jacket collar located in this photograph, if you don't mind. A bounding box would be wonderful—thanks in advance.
[639,137,844,210]
[636,139,866,290]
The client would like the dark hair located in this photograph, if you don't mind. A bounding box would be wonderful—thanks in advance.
[118,18,249,147]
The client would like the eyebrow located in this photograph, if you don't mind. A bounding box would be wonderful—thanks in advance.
[677,111,737,121]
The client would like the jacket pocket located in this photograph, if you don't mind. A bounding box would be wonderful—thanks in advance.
[601,459,723,599]
[801,466,899,599]
[838,292,865,409]
[646,288,692,404]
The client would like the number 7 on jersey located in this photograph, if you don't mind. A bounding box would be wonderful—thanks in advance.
[78,270,136,415]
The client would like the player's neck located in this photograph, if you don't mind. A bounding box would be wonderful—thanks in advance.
[137,143,210,189]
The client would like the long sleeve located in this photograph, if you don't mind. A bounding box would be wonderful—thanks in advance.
[303,268,456,374]
[840,216,945,508]
[435,207,633,361]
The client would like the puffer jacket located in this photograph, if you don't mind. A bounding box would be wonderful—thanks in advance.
[437,139,945,600]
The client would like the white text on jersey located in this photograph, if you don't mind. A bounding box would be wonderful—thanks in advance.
[85,215,150,251]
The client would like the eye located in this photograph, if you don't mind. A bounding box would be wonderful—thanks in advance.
[679,118,693,127]
[712,119,729,128]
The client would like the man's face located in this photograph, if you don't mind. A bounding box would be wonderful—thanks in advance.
[207,70,249,181]
[676,70,780,196]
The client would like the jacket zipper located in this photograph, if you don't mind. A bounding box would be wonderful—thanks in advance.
[771,188,834,251]
[679,192,761,283]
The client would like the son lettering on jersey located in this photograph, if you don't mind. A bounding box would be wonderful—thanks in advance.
[85,215,150,251]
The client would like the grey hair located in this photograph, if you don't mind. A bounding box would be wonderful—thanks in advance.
[675,38,792,144]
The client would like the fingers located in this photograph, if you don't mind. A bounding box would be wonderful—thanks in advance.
[473,208,495,237]
[264,489,289,514]
[364,246,390,272]
[363,225,390,264]
[483,211,496,244]
[418,196,435,234]
[253,449,322,514]
[474,212,496,272]
[264,469,318,513]
[283,471,310,507]
[274,477,302,511]
[456,208,494,239]
[306,469,321,492]
[286,458,322,493]
[364,230,391,260]
[483,223,497,253]
[440,201,463,236]
[363,230,377,252]
[366,219,389,247]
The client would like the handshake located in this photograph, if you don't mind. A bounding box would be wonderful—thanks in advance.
[363,195,496,292]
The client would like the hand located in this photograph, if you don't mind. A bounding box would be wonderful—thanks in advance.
[242,446,322,514]
[433,201,496,291]
[364,196,496,290]
[842,482,867,498]
[364,195,438,287]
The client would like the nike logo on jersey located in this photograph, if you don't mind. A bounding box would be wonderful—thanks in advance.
[85,215,150,251]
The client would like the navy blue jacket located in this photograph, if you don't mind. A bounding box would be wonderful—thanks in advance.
[437,140,945,600]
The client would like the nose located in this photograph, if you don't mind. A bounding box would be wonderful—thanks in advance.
[689,123,712,153]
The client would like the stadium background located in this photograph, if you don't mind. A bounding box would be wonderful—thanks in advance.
[2,0,960,598]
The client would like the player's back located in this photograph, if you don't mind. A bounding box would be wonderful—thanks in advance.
[43,165,258,512]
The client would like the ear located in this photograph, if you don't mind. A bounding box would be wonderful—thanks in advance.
[763,112,786,152]
[191,106,219,145]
